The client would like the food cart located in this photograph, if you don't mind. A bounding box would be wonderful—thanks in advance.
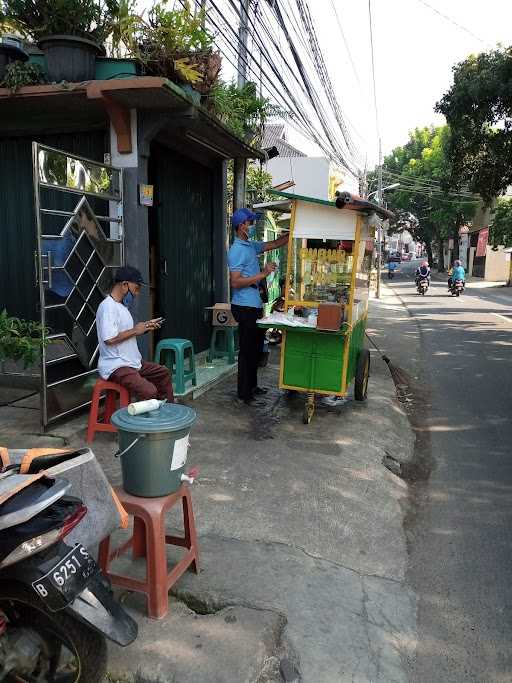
[255,190,392,423]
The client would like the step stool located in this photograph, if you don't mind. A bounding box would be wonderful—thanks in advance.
[208,326,238,365]
[98,484,199,620]
[87,379,130,444]
[154,338,197,395]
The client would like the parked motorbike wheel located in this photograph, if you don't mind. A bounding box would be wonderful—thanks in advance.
[0,581,107,682]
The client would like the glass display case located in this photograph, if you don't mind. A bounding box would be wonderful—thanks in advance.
[288,237,353,306]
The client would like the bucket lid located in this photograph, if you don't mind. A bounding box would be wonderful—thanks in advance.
[111,402,197,434]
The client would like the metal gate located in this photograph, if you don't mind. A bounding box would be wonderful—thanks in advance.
[34,143,124,428]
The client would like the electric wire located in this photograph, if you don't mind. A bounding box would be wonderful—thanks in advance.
[188,0,362,177]
[294,0,362,163]
[221,0,363,174]
[414,0,490,46]
[367,0,380,142]
[205,0,340,160]
[272,0,364,167]
[328,0,362,89]
[264,0,360,174]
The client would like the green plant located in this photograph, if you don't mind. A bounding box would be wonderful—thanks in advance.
[1,60,45,91]
[146,1,213,54]
[124,1,220,92]
[207,81,279,143]
[0,0,122,44]
[247,164,274,202]
[0,310,48,368]
[436,46,512,202]
[490,197,512,249]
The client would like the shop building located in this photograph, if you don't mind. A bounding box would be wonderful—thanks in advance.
[0,69,261,426]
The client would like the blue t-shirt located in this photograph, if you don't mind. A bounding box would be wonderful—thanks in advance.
[451,265,465,281]
[228,238,265,308]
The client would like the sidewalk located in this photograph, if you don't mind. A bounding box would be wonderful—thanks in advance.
[0,294,417,683]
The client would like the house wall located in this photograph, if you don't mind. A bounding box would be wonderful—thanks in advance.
[266,157,330,200]
[484,246,510,281]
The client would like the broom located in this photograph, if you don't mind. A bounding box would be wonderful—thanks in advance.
[365,332,411,391]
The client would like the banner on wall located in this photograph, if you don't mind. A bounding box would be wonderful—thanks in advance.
[476,228,489,257]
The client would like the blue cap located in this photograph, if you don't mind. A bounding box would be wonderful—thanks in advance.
[231,207,260,230]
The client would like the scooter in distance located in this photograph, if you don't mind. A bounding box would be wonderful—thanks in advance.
[449,279,465,296]
[417,278,429,295]
[0,465,138,682]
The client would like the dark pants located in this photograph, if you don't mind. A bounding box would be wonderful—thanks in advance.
[110,361,174,402]
[231,304,264,400]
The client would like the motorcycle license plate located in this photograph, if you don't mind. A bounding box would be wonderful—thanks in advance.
[32,544,98,611]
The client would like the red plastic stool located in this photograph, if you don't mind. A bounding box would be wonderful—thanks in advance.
[86,379,130,443]
[98,484,200,620]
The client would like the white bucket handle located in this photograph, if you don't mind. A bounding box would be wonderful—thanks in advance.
[114,434,146,458]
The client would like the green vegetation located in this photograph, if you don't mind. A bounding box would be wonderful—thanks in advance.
[375,126,477,269]
[115,1,221,93]
[0,310,48,368]
[489,198,512,249]
[1,60,45,90]
[206,81,278,144]
[436,46,512,203]
[0,0,122,44]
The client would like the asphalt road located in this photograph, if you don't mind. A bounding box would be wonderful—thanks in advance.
[387,261,512,682]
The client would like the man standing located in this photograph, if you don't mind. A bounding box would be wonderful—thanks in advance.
[228,208,289,406]
[96,265,174,402]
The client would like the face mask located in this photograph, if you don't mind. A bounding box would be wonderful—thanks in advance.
[248,226,256,239]
[122,286,135,308]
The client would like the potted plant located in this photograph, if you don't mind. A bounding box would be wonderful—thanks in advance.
[0,0,121,82]
[0,309,48,369]
[122,1,221,94]
[0,33,27,81]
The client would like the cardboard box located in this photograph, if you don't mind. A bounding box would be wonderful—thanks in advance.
[206,303,238,327]
[317,302,344,331]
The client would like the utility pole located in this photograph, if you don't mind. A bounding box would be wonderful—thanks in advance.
[233,0,250,210]
[376,137,383,299]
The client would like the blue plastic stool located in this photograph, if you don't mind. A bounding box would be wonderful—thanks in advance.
[208,327,238,365]
[154,338,197,395]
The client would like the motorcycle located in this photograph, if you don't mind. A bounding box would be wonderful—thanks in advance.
[450,279,465,297]
[417,277,429,295]
[0,464,138,682]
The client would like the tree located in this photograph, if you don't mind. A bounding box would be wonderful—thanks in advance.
[370,126,477,270]
[436,47,512,203]
[490,198,512,249]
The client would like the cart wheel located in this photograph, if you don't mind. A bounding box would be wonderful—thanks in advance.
[354,349,370,401]
[303,393,315,424]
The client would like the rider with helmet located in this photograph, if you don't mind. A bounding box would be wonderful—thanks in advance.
[448,259,466,289]
[415,260,431,286]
